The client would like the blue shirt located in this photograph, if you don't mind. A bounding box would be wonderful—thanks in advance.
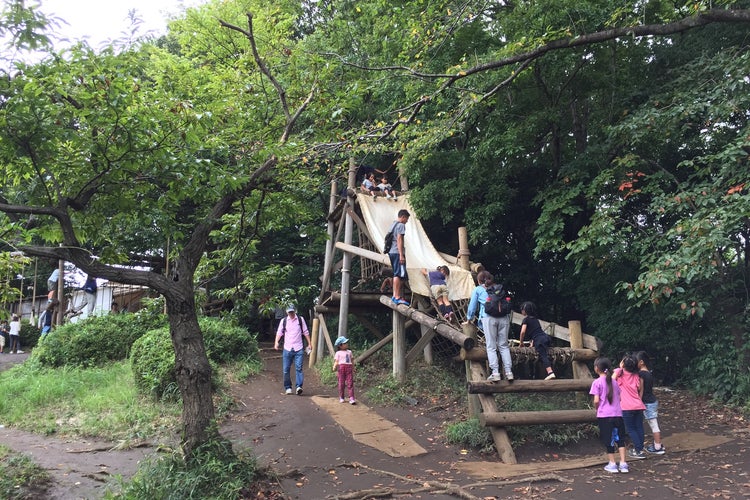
[466,285,488,321]
[387,221,406,255]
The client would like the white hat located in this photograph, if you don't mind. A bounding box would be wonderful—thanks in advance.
[286,305,296,313]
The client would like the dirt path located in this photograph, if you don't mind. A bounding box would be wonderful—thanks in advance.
[1,347,749,499]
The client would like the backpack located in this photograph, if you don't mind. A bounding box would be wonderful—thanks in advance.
[383,222,397,253]
[484,284,512,317]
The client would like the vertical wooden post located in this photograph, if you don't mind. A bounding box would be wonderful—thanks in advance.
[569,320,593,406]
[56,258,64,325]
[463,322,481,417]
[393,310,406,382]
[319,180,338,303]
[337,159,357,339]
[457,227,470,271]
[416,297,434,365]
[309,317,319,368]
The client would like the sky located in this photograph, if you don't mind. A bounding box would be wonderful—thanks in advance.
[39,0,205,48]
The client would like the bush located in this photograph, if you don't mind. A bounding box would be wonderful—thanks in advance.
[33,312,166,368]
[18,320,40,350]
[130,317,259,400]
[445,418,494,453]
[111,438,263,500]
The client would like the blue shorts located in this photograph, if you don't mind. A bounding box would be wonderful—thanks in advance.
[389,253,408,279]
[644,401,658,420]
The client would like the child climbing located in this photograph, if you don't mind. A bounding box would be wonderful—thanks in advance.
[590,357,629,473]
[518,301,555,380]
[333,336,356,404]
[421,266,455,321]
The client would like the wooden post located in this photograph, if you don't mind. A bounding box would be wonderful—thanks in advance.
[416,296,434,365]
[56,258,64,325]
[462,321,481,418]
[336,159,358,339]
[468,361,517,464]
[393,309,406,382]
[318,180,338,303]
[569,320,592,406]
[317,313,335,357]
[457,227,470,271]
[309,317,319,368]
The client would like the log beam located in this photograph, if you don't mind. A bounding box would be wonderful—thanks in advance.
[460,346,598,362]
[468,379,594,394]
[378,295,475,350]
[480,409,596,427]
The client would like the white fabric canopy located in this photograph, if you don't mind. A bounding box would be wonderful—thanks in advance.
[356,193,476,300]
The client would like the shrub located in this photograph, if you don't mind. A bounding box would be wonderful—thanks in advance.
[33,312,166,368]
[111,438,263,500]
[445,418,494,453]
[18,320,40,350]
[130,317,259,400]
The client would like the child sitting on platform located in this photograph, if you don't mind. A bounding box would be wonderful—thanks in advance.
[377,176,397,200]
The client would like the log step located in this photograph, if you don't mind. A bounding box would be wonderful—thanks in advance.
[480,409,596,427]
[468,379,593,394]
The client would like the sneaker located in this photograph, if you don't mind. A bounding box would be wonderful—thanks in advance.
[391,297,399,304]
[619,462,629,473]
[505,372,514,381]
[603,463,619,473]
[646,444,666,455]
[285,388,293,395]
[628,449,646,460]
[544,372,556,380]
[395,298,410,306]
[16,350,23,354]
[296,387,303,395]
[393,197,397,201]
[386,194,392,199]
[349,398,356,405]
[487,373,502,382]
[339,398,345,403]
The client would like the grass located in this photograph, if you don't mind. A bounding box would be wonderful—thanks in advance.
[0,360,181,441]
[0,444,52,499]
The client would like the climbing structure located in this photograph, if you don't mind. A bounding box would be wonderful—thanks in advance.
[312,166,601,463]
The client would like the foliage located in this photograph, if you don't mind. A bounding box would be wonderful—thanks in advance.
[0,360,180,440]
[690,333,750,405]
[0,444,52,500]
[444,418,494,453]
[32,313,166,368]
[110,439,263,500]
[130,317,259,400]
[18,320,39,350]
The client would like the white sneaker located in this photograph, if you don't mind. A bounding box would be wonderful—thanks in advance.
[487,373,502,382]
[505,372,514,381]
[285,388,293,395]
[544,372,556,380]
[386,194,391,199]
[296,387,303,395]
[393,196,398,201]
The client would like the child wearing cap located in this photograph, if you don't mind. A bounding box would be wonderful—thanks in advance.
[333,336,356,404]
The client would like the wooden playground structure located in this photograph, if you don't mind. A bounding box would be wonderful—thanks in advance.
[309,161,602,463]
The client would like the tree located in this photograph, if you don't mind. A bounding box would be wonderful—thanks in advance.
[0,1,321,456]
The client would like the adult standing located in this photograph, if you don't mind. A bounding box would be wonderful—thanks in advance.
[387,209,411,306]
[274,305,312,395]
[9,314,22,354]
[467,271,514,382]
[81,275,97,316]
[47,268,59,300]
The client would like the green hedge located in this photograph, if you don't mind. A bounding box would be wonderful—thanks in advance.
[130,317,259,401]
[33,312,167,368]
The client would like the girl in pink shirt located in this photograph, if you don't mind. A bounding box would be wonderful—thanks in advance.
[614,354,646,460]
[333,336,356,404]
[590,357,628,473]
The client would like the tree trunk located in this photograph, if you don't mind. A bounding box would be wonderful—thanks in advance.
[166,289,217,457]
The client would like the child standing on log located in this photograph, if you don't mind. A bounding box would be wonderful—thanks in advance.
[333,336,356,405]
[590,357,629,473]
[636,351,666,454]
[518,301,555,380]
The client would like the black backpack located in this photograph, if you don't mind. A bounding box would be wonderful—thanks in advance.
[383,222,396,253]
[484,284,512,317]
[281,315,304,334]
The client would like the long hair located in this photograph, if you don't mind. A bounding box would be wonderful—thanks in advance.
[594,357,614,404]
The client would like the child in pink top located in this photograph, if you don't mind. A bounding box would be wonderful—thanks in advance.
[590,357,628,473]
[333,336,356,404]
[614,353,646,460]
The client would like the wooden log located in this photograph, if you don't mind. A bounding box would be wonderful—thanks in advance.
[569,320,594,380]
[309,317,319,368]
[459,346,598,362]
[468,361,516,464]
[335,241,390,266]
[467,379,594,394]
[330,292,386,305]
[393,308,406,382]
[480,409,596,427]
[355,333,393,364]
[462,320,481,418]
[378,295,475,350]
